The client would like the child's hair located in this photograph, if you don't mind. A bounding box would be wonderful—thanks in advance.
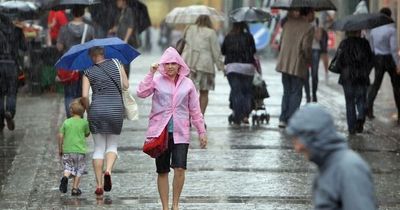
[69,98,85,117]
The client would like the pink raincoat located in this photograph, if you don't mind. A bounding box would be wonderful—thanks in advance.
[137,47,206,144]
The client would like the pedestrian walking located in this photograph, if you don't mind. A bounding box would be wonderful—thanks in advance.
[367,8,400,124]
[286,104,377,210]
[0,14,26,132]
[304,18,322,103]
[181,15,224,118]
[137,47,207,210]
[276,8,315,128]
[109,0,137,78]
[81,47,129,195]
[221,22,256,125]
[333,30,373,134]
[47,10,68,46]
[57,6,95,118]
[58,98,90,196]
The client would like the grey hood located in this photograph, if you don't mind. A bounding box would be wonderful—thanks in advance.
[286,104,348,167]
[66,23,86,38]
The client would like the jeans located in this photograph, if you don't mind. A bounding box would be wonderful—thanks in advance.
[227,73,253,124]
[343,84,367,131]
[280,73,304,123]
[64,80,82,118]
[0,62,18,128]
[367,55,400,116]
[304,49,321,102]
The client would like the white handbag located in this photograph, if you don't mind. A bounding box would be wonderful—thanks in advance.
[111,59,139,121]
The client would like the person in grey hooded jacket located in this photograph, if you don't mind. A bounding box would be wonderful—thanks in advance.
[286,104,377,210]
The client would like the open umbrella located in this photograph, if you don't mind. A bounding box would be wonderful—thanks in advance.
[0,1,40,20]
[55,37,140,70]
[330,13,393,31]
[229,7,271,22]
[52,0,101,10]
[271,0,337,11]
[165,5,225,24]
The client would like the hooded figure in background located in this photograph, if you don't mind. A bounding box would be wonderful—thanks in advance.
[137,47,207,210]
[286,104,377,210]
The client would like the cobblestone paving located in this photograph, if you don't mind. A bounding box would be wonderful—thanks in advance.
[0,53,399,210]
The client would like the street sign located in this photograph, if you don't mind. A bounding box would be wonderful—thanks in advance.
[249,23,270,50]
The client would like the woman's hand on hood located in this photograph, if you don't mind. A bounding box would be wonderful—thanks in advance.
[150,63,159,74]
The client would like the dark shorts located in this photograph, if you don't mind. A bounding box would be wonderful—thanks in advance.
[155,133,189,174]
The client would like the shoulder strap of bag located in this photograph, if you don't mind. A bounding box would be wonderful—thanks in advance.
[81,24,88,44]
[98,60,122,95]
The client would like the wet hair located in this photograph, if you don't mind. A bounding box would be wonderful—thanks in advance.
[195,15,212,29]
[89,46,105,57]
[380,8,392,17]
[72,6,85,18]
[299,7,313,17]
[69,98,85,117]
[229,22,249,35]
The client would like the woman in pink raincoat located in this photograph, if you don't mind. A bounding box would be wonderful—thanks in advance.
[137,47,207,210]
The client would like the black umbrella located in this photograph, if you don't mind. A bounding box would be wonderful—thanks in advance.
[330,13,393,31]
[271,0,337,11]
[52,0,101,10]
[127,0,151,34]
[0,1,41,20]
[229,7,271,22]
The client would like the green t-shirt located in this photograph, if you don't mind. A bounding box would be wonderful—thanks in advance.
[60,117,90,154]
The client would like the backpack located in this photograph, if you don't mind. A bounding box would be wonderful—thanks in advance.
[0,29,12,57]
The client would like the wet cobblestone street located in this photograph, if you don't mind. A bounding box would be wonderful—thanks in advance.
[0,53,399,210]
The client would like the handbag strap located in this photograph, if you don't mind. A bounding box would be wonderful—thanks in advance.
[81,24,88,44]
[97,60,122,95]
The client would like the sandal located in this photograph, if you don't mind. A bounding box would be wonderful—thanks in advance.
[103,172,112,192]
[71,188,82,196]
[95,187,104,195]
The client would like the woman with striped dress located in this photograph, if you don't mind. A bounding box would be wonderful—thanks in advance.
[81,47,129,195]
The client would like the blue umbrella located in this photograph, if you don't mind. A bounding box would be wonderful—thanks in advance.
[55,37,140,71]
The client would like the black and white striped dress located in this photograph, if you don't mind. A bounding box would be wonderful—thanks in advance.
[84,59,123,134]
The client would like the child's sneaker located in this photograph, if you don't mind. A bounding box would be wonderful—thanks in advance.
[71,188,82,196]
[59,176,68,193]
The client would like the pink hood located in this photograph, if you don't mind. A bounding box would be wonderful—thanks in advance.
[158,47,190,77]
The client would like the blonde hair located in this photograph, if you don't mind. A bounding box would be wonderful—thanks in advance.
[69,98,85,117]
[195,15,212,29]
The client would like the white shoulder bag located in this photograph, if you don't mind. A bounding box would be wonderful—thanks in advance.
[111,59,139,120]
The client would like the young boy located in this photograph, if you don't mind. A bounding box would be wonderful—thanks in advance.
[58,98,90,196]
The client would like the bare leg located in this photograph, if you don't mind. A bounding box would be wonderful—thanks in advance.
[172,168,185,210]
[199,90,209,115]
[63,171,72,177]
[93,159,104,188]
[158,173,169,210]
[72,176,81,189]
[105,152,117,174]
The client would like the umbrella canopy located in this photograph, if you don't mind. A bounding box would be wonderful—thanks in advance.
[55,37,140,71]
[52,0,101,10]
[229,7,271,22]
[165,5,225,24]
[271,0,337,11]
[0,1,40,20]
[330,13,393,31]
[128,0,151,34]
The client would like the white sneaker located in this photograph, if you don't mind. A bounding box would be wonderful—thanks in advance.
[278,121,287,128]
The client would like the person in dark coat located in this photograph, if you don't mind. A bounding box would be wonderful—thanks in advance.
[286,104,377,210]
[221,22,256,125]
[334,30,373,134]
[0,15,26,131]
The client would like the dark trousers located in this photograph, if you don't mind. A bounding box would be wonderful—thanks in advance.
[280,73,304,123]
[304,49,320,102]
[227,73,253,124]
[343,84,367,131]
[0,62,18,128]
[367,55,400,116]
[64,80,82,118]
